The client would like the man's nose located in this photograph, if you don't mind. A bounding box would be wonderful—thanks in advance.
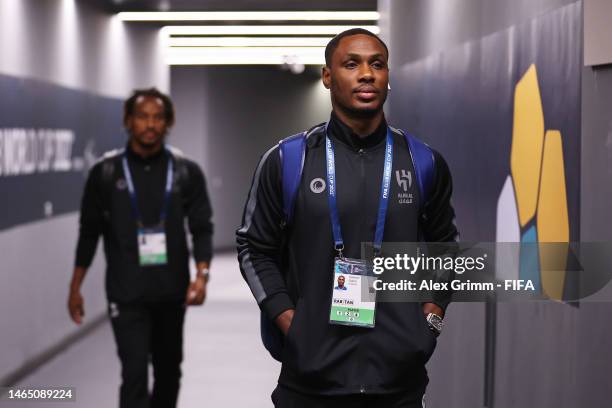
[358,63,374,81]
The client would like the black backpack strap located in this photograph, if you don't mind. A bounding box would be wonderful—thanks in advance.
[166,146,190,200]
[98,148,124,217]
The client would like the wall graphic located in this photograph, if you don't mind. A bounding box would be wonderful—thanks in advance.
[389,2,580,301]
[496,64,571,300]
[0,74,124,231]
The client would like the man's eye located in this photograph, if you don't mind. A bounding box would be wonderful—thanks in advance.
[344,62,358,69]
[372,61,385,69]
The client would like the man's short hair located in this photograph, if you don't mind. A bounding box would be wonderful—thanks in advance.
[324,28,389,67]
[124,87,175,125]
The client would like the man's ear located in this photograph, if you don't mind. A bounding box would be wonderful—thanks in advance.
[322,65,331,89]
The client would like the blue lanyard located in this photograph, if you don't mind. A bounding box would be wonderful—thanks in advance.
[121,148,174,227]
[325,127,394,256]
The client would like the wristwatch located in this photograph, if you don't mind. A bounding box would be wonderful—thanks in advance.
[426,313,443,337]
[199,268,210,282]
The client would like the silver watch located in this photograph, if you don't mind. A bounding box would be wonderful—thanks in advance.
[426,313,443,337]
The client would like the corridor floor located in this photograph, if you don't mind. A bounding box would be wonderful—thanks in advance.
[7,253,280,408]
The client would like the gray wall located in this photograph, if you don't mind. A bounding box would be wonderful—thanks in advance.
[0,0,168,384]
[581,67,612,242]
[584,0,612,66]
[380,0,579,118]
[382,0,611,406]
[171,66,332,249]
[380,0,578,68]
[579,65,612,405]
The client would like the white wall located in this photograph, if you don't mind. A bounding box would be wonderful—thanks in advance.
[0,0,168,98]
[0,0,168,383]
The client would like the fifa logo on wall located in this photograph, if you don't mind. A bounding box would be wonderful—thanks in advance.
[495,64,570,301]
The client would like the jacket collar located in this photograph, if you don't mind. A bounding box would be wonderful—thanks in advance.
[327,111,387,151]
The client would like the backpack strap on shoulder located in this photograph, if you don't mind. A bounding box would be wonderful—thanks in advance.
[279,131,307,224]
[98,148,124,187]
[96,148,124,217]
[166,145,189,187]
[401,130,436,209]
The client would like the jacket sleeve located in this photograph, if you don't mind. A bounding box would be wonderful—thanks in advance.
[421,149,459,312]
[184,162,214,264]
[236,145,294,321]
[74,163,104,268]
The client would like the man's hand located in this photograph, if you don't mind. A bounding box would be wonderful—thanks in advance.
[68,266,87,324]
[275,309,295,336]
[185,275,207,305]
[68,290,85,325]
[422,302,444,318]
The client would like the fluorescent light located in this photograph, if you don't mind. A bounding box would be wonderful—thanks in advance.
[118,11,380,22]
[166,56,325,65]
[165,46,326,65]
[161,25,380,36]
[167,46,325,54]
[167,47,325,58]
[168,37,333,48]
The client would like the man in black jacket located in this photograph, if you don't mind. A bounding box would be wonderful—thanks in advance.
[237,29,458,407]
[68,88,213,408]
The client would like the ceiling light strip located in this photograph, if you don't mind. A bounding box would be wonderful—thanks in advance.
[166,47,325,58]
[161,25,380,36]
[166,56,325,65]
[118,11,380,22]
[165,46,326,65]
[168,37,333,47]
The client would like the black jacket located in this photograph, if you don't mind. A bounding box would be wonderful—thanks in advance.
[236,113,458,396]
[75,144,213,303]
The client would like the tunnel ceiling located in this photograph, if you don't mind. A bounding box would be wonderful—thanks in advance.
[103,0,377,12]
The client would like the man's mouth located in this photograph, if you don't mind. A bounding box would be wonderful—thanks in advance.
[354,87,378,100]
[142,131,158,139]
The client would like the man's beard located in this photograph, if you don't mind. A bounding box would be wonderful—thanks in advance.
[343,105,382,118]
[132,130,166,149]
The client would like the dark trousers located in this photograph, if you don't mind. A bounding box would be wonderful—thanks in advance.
[272,385,425,408]
[109,301,186,408]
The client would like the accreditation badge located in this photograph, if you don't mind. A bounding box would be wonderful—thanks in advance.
[329,257,377,328]
[137,226,168,266]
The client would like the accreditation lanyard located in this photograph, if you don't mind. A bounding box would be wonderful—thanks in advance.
[325,127,394,256]
[121,149,174,227]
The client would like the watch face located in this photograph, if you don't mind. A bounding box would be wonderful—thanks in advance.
[427,313,443,331]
